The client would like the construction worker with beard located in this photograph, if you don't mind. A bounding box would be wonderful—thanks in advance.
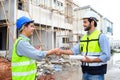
[57,11,110,80]
[12,16,59,80]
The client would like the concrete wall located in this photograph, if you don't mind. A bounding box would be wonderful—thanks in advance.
[0,0,17,58]
[16,0,73,50]
[0,1,114,58]
[0,1,8,19]
[28,2,72,30]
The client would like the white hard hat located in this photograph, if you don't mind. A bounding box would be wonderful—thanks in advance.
[82,11,99,22]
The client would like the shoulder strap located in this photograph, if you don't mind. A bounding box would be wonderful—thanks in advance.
[98,33,102,47]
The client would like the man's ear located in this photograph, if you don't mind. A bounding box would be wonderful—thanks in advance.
[91,20,95,26]
[22,26,27,32]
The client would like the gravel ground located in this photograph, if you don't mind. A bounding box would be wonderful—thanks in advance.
[54,65,120,80]
[54,66,82,80]
[105,53,120,80]
[105,66,120,80]
[54,53,120,80]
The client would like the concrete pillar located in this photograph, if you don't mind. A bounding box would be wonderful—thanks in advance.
[8,0,17,58]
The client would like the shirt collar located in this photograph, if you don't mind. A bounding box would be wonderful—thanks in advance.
[19,34,30,41]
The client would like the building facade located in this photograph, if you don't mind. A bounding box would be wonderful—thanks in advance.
[0,0,75,57]
[0,1,114,58]
[103,17,113,48]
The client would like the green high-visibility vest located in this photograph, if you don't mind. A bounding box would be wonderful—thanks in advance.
[12,37,37,80]
[80,30,101,53]
[80,30,106,66]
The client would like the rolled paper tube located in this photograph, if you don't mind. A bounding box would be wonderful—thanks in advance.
[69,55,85,60]
[69,55,97,60]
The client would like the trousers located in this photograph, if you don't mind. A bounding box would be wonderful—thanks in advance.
[82,72,104,80]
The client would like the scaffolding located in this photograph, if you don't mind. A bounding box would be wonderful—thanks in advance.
[0,0,81,58]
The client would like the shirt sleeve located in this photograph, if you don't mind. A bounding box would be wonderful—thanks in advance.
[71,43,80,55]
[17,40,47,61]
[99,34,111,62]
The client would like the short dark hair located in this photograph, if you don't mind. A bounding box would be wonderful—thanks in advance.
[88,17,97,27]
[24,22,32,27]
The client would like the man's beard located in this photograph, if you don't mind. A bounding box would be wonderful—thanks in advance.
[84,24,91,31]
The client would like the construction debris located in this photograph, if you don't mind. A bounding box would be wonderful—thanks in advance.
[37,74,55,80]
[0,57,11,80]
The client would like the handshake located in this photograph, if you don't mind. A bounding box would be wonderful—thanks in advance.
[46,48,63,57]
[46,48,98,63]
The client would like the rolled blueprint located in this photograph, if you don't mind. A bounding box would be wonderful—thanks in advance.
[69,55,97,60]
[69,55,84,60]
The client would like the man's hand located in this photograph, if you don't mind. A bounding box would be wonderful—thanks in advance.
[46,48,61,57]
[81,56,93,63]
[81,56,101,63]
[55,48,62,56]
[47,48,73,57]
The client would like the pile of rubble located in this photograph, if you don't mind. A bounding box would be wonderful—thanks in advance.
[36,60,56,80]
[36,56,79,80]
[0,57,12,80]
[37,74,55,80]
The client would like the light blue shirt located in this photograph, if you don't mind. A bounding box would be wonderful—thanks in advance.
[17,34,47,61]
[71,33,110,63]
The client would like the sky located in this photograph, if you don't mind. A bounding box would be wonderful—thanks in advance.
[73,0,120,40]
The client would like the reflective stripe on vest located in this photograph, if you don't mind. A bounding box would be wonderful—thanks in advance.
[81,52,102,56]
[12,60,35,66]
[12,36,37,80]
[12,70,36,76]
[80,30,106,66]
[85,62,107,66]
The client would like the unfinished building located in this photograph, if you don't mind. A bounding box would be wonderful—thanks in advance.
[0,0,81,58]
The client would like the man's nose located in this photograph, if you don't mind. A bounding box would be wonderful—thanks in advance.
[33,27,36,30]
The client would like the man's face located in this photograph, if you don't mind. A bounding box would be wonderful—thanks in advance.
[83,18,91,31]
[24,23,35,37]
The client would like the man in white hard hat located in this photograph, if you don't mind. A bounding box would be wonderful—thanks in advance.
[57,11,110,80]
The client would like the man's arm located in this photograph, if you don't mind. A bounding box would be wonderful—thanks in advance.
[60,49,73,55]
[98,34,110,62]
[17,40,57,61]
[59,43,80,55]
[81,56,101,63]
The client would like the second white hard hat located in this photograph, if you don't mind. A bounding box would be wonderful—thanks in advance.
[82,11,99,22]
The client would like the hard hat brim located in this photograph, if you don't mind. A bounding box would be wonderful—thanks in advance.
[26,20,34,24]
